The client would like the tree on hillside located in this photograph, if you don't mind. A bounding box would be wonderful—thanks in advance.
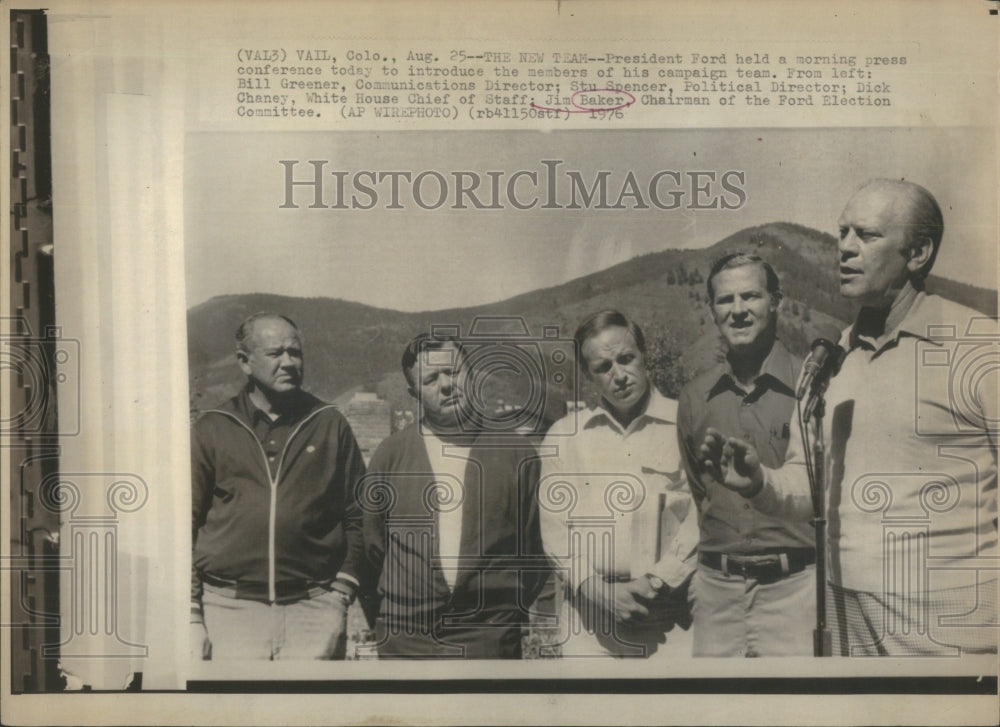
[644,324,688,399]
[776,320,811,358]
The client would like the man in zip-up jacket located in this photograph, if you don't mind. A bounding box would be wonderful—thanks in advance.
[190,312,369,660]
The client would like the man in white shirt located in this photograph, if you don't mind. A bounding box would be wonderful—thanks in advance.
[539,310,698,658]
[698,180,997,656]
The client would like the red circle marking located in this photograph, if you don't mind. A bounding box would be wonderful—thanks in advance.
[570,88,636,112]
[530,88,636,114]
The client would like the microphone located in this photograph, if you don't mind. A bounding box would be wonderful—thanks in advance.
[796,338,846,401]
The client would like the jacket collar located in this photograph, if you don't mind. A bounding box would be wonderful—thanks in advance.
[223,385,324,427]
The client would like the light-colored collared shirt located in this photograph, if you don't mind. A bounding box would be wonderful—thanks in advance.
[422,432,473,590]
[755,292,998,593]
[539,388,698,593]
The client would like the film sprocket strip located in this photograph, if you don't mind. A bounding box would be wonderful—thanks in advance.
[6,9,65,693]
[8,12,149,690]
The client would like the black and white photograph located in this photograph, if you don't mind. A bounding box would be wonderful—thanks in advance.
[184,127,998,666]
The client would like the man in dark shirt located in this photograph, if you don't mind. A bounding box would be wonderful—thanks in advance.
[191,312,368,659]
[677,253,812,656]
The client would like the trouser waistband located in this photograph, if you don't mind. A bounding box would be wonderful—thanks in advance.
[699,548,815,581]
[200,572,333,604]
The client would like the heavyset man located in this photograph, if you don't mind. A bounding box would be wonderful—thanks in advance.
[677,253,812,656]
[540,310,698,658]
[361,333,547,658]
[700,180,998,655]
[190,312,369,660]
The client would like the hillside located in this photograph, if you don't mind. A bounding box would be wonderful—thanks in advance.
[188,222,997,417]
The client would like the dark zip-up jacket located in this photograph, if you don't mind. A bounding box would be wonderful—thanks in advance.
[191,388,367,605]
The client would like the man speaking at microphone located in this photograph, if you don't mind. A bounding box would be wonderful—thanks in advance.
[677,252,812,656]
[699,180,998,656]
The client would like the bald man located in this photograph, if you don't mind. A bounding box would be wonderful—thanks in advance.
[698,180,997,656]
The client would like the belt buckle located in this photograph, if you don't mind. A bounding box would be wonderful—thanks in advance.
[755,557,785,583]
[755,561,775,582]
[721,555,747,578]
[723,554,785,581]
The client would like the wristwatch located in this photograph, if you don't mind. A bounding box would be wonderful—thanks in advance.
[646,574,668,593]
[331,578,357,606]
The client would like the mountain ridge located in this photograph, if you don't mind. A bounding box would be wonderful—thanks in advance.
[188,222,997,415]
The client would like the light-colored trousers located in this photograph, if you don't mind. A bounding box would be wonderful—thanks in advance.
[201,586,347,660]
[691,564,816,657]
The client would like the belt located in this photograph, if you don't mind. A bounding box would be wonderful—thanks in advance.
[699,548,815,582]
[200,572,333,604]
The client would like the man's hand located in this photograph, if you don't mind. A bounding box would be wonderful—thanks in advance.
[319,595,350,660]
[698,427,764,497]
[190,621,212,660]
[579,574,660,624]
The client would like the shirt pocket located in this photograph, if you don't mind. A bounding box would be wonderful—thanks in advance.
[639,464,689,529]
[764,421,792,465]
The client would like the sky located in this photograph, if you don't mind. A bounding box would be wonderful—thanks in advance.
[185,127,998,311]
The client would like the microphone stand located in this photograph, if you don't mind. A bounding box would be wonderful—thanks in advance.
[803,392,831,657]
